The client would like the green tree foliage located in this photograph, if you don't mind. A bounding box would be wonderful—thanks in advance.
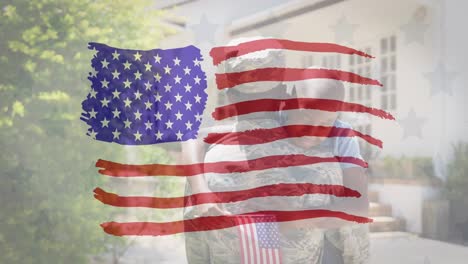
[0,1,175,263]
[445,142,468,200]
[370,156,436,179]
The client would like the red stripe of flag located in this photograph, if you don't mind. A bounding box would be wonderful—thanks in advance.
[100,210,373,236]
[247,217,258,264]
[215,68,382,90]
[212,98,395,121]
[204,125,383,148]
[96,155,368,177]
[93,183,361,209]
[237,217,248,264]
[209,39,373,65]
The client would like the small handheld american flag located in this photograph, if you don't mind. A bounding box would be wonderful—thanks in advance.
[235,214,281,264]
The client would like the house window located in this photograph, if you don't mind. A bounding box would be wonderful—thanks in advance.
[321,54,341,69]
[348,46,372,106]
[302,55,315,67]
[348,46,373,158]
[380,35,397,111]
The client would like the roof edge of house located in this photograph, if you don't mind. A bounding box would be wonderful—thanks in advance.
[228,0,347,36]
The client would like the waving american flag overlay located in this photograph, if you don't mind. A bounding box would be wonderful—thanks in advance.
[82,38,396,240]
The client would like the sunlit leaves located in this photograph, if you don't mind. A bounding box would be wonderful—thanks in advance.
[0,0,173,263]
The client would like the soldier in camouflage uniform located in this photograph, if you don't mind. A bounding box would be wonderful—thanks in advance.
[184,37,370,263]
[276,74,370,264]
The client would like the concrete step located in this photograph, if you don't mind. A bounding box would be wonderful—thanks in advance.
[369,231,416,239]
[369,190,379,203]
[370,216,405,232]
[369,202,392,217]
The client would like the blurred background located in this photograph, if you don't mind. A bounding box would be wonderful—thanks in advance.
[1,0,468,263]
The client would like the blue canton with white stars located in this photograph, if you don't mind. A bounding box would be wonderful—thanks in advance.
[81,42,208,145]
[256,218,281,249]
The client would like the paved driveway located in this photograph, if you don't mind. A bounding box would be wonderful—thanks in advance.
[370,232,468,264]
[96,232,468,263]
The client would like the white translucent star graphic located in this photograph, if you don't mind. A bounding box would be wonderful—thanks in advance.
[155,130,163,140]
[190,14,218,44]
[164,65,172,74]
[112,50,120,60]
[134,71,142,80]
[194,76,201,84]
[174,93,182,102]
[330,15,358,44]
[194,94,201,103]
[89,129,97,139]
[195,113,202,122]
[123,119,132,128]
[174,75,182,84]
[424,62,457,96]
[173,57,181,66]
[401,20,428,45]
[134,90,142,100]
[183,66,191,75]
[144,100,152,110]
[257,14,291,38]
[89,89,97,98]
[134,130,142,141]
[154,112,163,120]
[101,58,109,69]
[154,92,162,102]
[424,256,431,264]
[112,108,121,118]
[101,79,109,88]
[144,120,153,130]
[154,73,162,83]
[400,7,429,45]
[123,97,132,108]
[88,108,97,119]
[185,101,192,110]
[100,97,110,107]
[111,69,120,79]
[165,120,174,129]
[90,46,98,58]
[154,54,162,64]
[112,89,121,99]
[112,129,121,139]
[175,111,183,120]
[100,118,110,128]
[164,101,173,110]
[144,81,152,91]
[193,58,202,67]
[399,108,427,139]
[184,83,192,92]
[89,68,98,78]
[185,121,193,130]
[134,109,142,120]
[164,83,172,92]
[123,60,131,70]
[144,62,152,72]
[133,51,142,61]
[176,130,183,140]
[123,79,132,88]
